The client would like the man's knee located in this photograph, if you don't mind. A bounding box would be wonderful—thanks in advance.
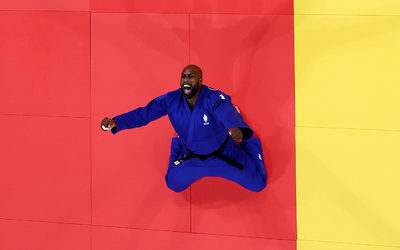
[165,170,189,193]
[250,178,267,192]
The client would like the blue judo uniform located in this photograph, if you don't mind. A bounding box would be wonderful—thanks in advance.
[112,85,267,192]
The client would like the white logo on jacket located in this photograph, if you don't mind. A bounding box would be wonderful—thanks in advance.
[203,114,209,125]
[219,94,226,100]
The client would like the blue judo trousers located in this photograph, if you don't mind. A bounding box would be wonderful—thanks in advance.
[166,136,267,192]
[112,85,267,192]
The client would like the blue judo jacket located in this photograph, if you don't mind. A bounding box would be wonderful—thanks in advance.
[112,85,253,155]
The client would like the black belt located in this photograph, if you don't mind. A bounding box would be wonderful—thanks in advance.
[173,136,244,170]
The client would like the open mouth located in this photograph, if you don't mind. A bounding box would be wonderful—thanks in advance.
[183,84,192,94]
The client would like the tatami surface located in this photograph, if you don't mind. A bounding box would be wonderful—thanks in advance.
[1,0,399,249]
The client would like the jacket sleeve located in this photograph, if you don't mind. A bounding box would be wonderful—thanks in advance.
[111,94,168,134]
[213,92,254,140]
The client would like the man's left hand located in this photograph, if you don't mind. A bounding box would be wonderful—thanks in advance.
[228,127,243,142]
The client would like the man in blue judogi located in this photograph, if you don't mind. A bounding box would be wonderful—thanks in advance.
[101,65,267,192]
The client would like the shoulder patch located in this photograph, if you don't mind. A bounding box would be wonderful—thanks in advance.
[208,86,218,91]
[219,94,226,100]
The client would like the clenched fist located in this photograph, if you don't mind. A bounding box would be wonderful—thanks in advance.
[228,127,243,142]
[101,117,117,131]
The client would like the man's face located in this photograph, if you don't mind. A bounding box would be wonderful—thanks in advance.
[180,67,202,99]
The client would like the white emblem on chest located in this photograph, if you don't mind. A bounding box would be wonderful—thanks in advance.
[203,114,209,125]
[219,94,226,100]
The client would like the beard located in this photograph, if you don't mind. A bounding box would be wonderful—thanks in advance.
[181,81,200,99]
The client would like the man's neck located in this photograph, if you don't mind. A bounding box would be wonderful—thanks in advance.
[186,85,201,112]
[187,98,197,112]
